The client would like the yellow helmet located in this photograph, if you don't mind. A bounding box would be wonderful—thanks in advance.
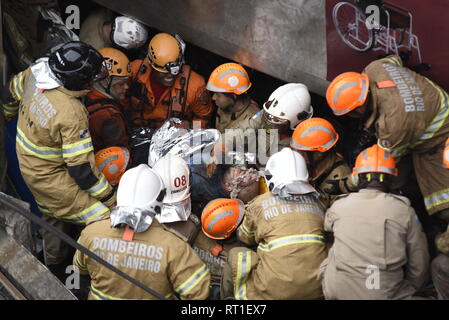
[98,47,131,78]
[147,33,183,75]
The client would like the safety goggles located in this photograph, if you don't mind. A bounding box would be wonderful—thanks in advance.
[149,55,183,76]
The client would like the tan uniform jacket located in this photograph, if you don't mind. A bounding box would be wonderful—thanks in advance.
[14,68,115,224]
[74,219,211,300]
[320,189,430,300]
[79,9,112,50]
[363,55,449,215]
[310,150,354,211]
[193,232,245,284]
[217,100,262,153]
[231,192,327,300]
[216,100,261,132]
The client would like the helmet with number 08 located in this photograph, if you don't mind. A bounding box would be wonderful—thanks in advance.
[152,154,190,203]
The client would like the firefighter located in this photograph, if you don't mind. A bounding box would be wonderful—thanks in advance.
[86,47,131,152]
[126,33,213,129]
[205,62,262,147]
[290,117,356,210]
[197,198,247,300]
[326,55,449,227]
[74,164,210,300]
[261,83,314,159]
[10,42,116,270]
[221,148,327,300]
[80,12,148,51]
[319,145,430,299]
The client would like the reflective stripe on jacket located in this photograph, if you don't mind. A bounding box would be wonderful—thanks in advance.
[74,219,210,300]
[232,192,327,300]
[15,68,114,224]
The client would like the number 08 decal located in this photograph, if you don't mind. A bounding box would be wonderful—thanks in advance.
[174,175,187,188]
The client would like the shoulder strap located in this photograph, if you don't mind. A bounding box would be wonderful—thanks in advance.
[180,64,192,108]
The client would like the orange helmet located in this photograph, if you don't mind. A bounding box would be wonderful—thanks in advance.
[444,137,449,168]
[206,63,252,95]
[326,72,369,116]
[290,117,339,152]
[95,147,130,186]
[147,33,183,75]
[201,198,244,240]
[98,47,131,78]
[353,145,397,176]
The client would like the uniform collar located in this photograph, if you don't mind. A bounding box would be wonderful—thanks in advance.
[57,86,91,98]
[358,188,385,194]
[217,98,252,119]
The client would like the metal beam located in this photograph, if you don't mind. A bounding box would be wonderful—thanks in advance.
[93,0,329,95]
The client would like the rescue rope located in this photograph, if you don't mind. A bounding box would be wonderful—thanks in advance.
[0,195,169,300]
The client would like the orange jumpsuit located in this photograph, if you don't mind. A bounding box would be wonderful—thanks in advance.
[125,59,213,128]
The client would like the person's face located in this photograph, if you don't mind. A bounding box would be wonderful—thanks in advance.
[347,101,368,119]
[297,150,325,173]
[153,69,176,87]
[110,78,129,100]
[221,167,260,204]
[212,92,235,110]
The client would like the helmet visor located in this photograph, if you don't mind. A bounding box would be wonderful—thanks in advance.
[110,206,155,233]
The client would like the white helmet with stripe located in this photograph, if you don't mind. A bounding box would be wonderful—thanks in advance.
[152,154,192,223]
[263,83,313,130]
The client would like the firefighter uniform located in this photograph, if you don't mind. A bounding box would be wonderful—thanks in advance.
[363,55,449,215]
[13,68,116,226]
[224,191,327,300]
[126,59,213,128]
[85,90,130,152]
[217,101,262,151]
[74,218,211,300]
[310,150,354,211]
[215,101,261,132]
[192,231,244,285]
[319,189,430,299]
[3,0,44,69]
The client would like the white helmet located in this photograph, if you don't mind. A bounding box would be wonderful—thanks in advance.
[152,154,190,203]
[111,164,165,232]
[263,83,313,130]
[116,164,164,212]
[152,155,191,223]
[264,148,317,196]
[111,16,149,50]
